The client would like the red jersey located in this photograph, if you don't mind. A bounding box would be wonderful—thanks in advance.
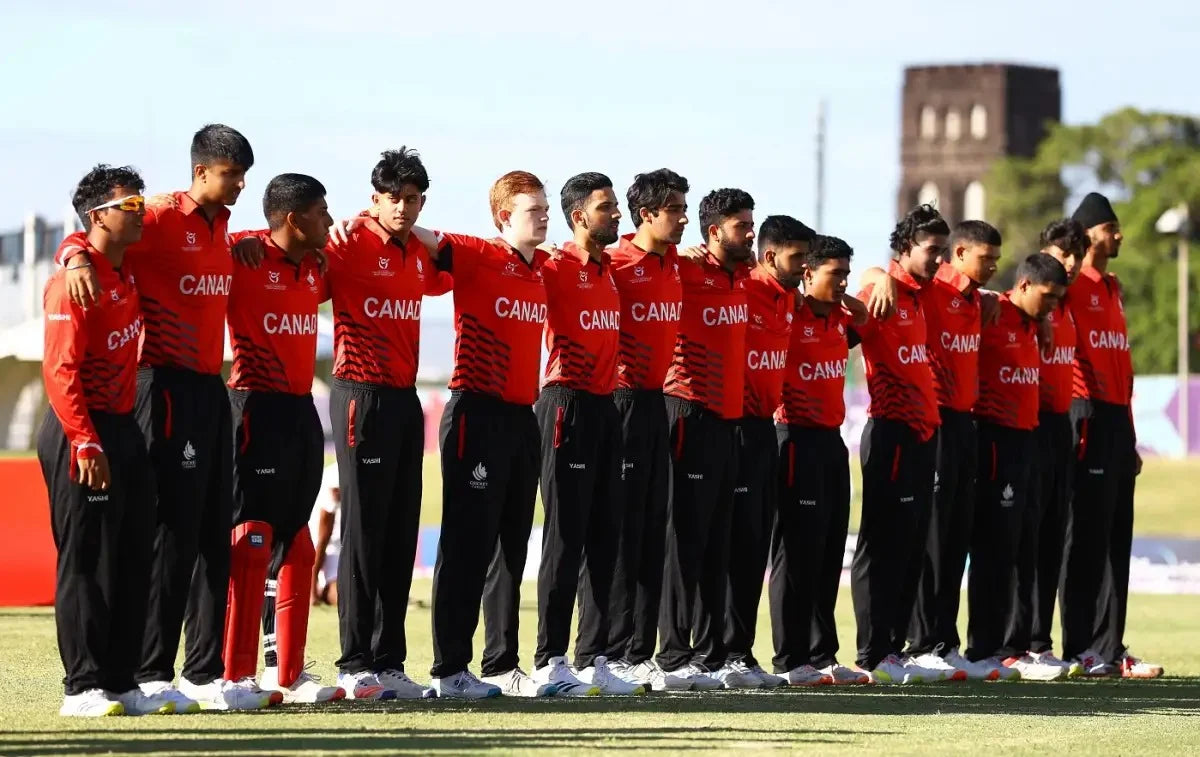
[609,234,683,390]
[976,294,1040,430]
[433,233,549,406]
[43,238,142,459]
[541,242,621,394]
[1039,301,1076,414]
[920,263,981,412]
[1068,266,1133,406]
[227,232,328,395]
[56,192,232,376]
[326,218,452,388]
[742,265,795,419]
[663,251,749,420]
[775,299,850,429]
[854,261,941,441]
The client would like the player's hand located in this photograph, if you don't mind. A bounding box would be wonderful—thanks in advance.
[979,290,1001,325]
[146,193,178,210]
[865,276,897,319]
[232,236,266,269]
[410,226,440,256]
[536,241,558,255]
[680,245,706,264]
[311,587,323,606]
[65,262,102,307]
[77,452,111,491]
[1134,450,1143,477]
[329,215,369,247]
[841,293,870,326]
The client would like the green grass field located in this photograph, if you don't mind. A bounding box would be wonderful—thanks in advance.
[2,582,1199,755]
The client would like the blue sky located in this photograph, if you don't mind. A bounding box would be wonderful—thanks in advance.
[3,0,1197,321]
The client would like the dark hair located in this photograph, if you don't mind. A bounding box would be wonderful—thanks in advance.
[371,146,430,195]
[560,172,613,226]
[72,164,145,230]
[950,219,1002,248]
[1016,252,1068,287]
[626,168,689,227]
[1040,218,1088,256]
[804,234,854,269]
[698,188,755,241]
[889,203,950,254]
[262,173,327,230]
[757,214,815,256]
[191,124,254,169]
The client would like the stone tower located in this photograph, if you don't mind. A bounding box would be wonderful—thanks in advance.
[897,64,1061,224]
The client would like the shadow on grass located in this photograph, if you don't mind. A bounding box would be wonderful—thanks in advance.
[3,678,1198,754]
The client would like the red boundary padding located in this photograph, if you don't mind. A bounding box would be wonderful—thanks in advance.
[0,458,56,606]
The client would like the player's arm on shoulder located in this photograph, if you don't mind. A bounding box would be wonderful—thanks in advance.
[859,267,896,319]
[230,229,268,269]
[979,289,1001,326]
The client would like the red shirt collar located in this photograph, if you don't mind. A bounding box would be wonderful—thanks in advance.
[887,259,922,292]
[616,233,677,263]
[361,216,404,246]
[261,233,318,271]
[1078,265,1115,285]
[935,262,977,295]
[999,291,1036,329]
[177,191,231,221]
[561,241,610,270]
[750,263,787,294]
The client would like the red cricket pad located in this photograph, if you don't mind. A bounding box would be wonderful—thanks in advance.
[223,521,272,682]
[275,529,316,688]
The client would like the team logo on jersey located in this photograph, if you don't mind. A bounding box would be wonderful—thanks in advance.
[786,312,793,323]
[186,231,197,245]
[1008,330,1017,343]
[110,288,119,301]
[634,265,645,277]
[950,297,961,309]
[469,463,489,490]
[1001,483,1015,508]
[579,270,588,282]
[1091,294,1101,307]
[268,271,281,284]
[416,258,423,273]
[704,277,716,287]
[182,440,197,470]
[753,314,764,325]
[804,325,815,337]
[837,323,844,334]
[898,308,910,321]
[307,271,315,286]
[379,257,390,269]
[506,262,519,273]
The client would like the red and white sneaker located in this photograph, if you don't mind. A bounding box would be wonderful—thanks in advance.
[1118,653,1164,679]
[1075,649,1117,678]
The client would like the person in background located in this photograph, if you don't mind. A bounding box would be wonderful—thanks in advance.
[311,463,342,607]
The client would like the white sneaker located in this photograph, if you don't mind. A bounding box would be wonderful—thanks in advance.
[377,668,437,699]
[115,688,175,715]
[482,668,558,697]
[786,664,831,687]
[1004,654,1065,681]
[577,656,646,695]
[712,659,762,689]
[59,689,123,717]
[431,670,501,699]
[1031,651,1083,678]
[179,677,272,710]
[748,663,787,688]
[610,660,662,691]
[337,671,396,701]
[900,655,945,683]
[820,663,871,685]
[533,657,600,697]
[870,654,919,684]
[261,665,347,703]
[138,681,201,713]
[944,648,1001,681]
[909,652,963,682]
[1075,648,1117,678]
[662,663,722,691]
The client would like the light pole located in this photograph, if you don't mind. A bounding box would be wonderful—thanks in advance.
[1156,203,1191,458]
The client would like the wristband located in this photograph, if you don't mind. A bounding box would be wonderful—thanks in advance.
[67,262,93,270]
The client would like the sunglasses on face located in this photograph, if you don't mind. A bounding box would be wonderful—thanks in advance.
[87,194,145,213]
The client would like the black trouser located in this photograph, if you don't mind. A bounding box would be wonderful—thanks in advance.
[533,386,624,670]
[851,417,935,670]
[966,421,1035,661]
[135,367,232,686]
[39,409,155,696]
[770,425,851,673]
[724,416,777,668]
[606,389,671,665]
[908,407,976,656]
[430,391,539,678]
[1061,399,1136,662]
[1009,411,1072,655]
[656,397,737,673]
[331,379,424,674]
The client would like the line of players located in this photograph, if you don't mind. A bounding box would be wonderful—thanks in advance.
[39,122,1161,717]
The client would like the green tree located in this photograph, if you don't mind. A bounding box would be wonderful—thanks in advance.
[984,108,1200,374]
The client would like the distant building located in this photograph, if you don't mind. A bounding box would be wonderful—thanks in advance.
[898,63,1061,224]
